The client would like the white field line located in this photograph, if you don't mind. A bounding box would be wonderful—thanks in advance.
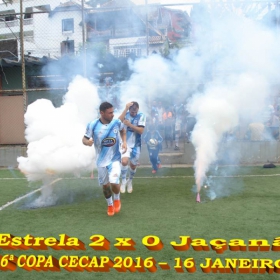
[0,178,62,211]
[1,173,280,180]
[0,178,26,180]
[0,173,279,210]
[129,174,280,179]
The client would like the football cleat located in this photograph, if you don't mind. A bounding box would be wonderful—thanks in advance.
[120,179,127,193]
[114,200,121,213]
[127,179,133,193]
[107,205,115,216]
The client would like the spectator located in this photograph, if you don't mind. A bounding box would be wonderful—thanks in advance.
[266,112,279,140]
[163,107,174,148]
[157,101,164,134]
[173,101,184,150]
[151,100,158,116]
[150,110,158,126]
[185,111,196,143]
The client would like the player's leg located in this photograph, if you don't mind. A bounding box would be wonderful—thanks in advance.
[98,167,114,216]
[150,150,158,173]
[126,146,141,193]
[120,147,131,193]
[108,161,122,213]
[156,149,161,169]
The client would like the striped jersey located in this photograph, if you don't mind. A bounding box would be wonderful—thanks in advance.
[124,111,146,148]
[84,119,124,167]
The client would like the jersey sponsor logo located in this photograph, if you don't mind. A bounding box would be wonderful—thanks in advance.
[102,137,116,147]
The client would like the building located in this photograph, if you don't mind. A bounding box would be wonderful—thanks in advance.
[0,0,191,60]
[0,0,90,59]
[86,0,191,57]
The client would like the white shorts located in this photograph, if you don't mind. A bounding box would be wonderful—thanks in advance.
[121,146,141,166]
[97,161,121,186]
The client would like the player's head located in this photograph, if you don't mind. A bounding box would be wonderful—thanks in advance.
[99,102,114,123]
[129,101,139,117]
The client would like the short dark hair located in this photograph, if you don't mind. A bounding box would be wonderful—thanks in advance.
[130,101,139,109]
[99,102,113,112]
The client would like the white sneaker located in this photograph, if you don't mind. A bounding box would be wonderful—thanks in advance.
[120,179,127,193]
[127,179,133,193]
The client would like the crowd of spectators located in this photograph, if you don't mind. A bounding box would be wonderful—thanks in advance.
[234,103,280,142]
[98,78,280,145]
[147,97,280,147]
[146,99,195,150]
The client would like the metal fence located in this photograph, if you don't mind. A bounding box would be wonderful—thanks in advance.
[0,0,279,145]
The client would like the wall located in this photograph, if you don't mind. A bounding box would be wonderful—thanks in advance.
[1,141,279,168]
[0,95,25,145]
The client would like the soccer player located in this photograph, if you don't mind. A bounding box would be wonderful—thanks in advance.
[82,102,127,216]
[118,101,146,193]
[144,124,163,174]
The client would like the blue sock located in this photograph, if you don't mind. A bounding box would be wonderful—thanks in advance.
[129,168,137,180]
[121,165,128,181]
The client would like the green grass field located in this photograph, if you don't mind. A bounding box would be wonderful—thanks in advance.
[0,166,280,279]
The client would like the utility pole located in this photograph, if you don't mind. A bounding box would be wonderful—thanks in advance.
[145,0,149,56]
[82,0,87,77]
[20,0,27,113]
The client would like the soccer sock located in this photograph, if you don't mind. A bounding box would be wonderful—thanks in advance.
[129,168,137,180]
[121,165,128,180]
[114,193,120,200]
[105,196,113,206]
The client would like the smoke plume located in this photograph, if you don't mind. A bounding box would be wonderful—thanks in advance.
[117,3,280,192]
[17,75,100,182]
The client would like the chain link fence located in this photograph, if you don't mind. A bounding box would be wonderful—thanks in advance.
[0,0,279,145]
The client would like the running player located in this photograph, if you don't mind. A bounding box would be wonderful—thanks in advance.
[118,101,146,193]
[82,102,127,216]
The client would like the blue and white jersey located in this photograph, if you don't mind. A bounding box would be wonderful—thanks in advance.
[84,119,124,167]
[124,112,146,148]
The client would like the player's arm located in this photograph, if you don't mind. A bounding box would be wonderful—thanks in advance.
[82,123,94,146]
[120,128,127,153]
[82,136,94,146]
[123,120,145,134]
[118,102,134,121]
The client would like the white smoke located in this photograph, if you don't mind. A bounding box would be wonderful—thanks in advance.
[119,49,204,116]
[17,75,100,182]
[117,4,280,193]
[17,3,280,203]
[188,9,280,190]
